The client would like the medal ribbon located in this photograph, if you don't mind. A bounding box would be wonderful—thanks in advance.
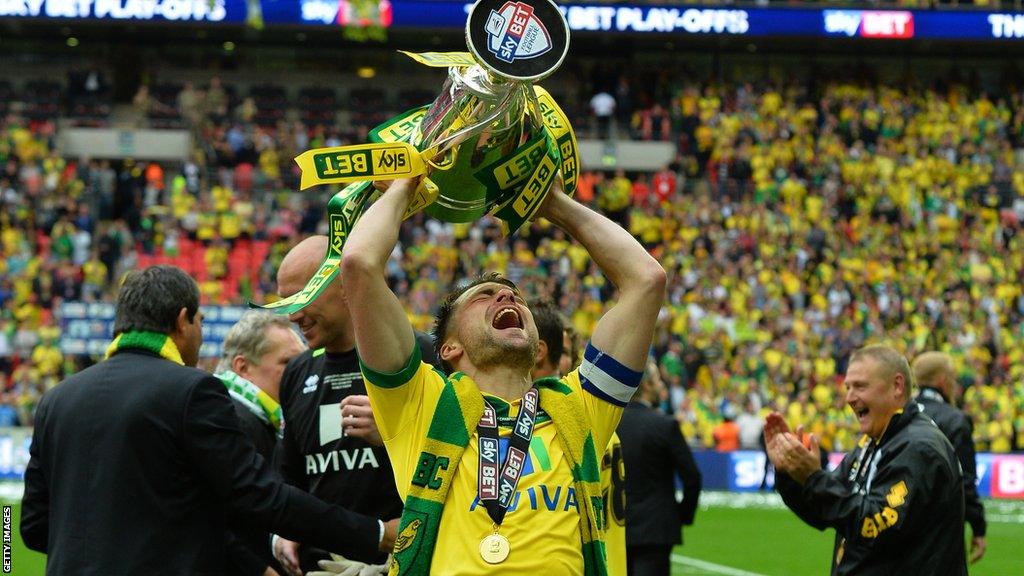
[477,387,539,527]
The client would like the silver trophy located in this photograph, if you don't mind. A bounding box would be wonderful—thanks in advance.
[260,0,578,315]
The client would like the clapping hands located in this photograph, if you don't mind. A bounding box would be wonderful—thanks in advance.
[763,412,822,485]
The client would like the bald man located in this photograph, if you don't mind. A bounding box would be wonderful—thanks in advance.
[766,344,966,576]
[271,236,438,575]
[913,352,987,564]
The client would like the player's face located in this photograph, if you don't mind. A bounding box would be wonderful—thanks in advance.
[451,282,539,372]
[241,325,306,402]
[844,357,904,440]
[279,271,350,352]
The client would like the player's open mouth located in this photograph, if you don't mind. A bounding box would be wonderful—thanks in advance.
[855,407,869,419]
[492,307,523,330]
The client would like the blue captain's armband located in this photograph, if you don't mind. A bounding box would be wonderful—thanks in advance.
[578,343,643,407]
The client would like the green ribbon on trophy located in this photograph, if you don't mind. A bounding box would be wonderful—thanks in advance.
[255,0,576,315]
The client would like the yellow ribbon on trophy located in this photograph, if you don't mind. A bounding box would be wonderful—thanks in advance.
[533,86,579,197]
[399,51,477,68]
[253,176,438,316]
[295,142,430,191]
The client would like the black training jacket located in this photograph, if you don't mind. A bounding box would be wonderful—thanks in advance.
[915,386,986,537]
[776,401,967,576]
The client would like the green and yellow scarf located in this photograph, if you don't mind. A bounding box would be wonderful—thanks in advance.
[106,331,184,365]
[105,331,283,432]
[216,370,283,432]
[389,374,606,576]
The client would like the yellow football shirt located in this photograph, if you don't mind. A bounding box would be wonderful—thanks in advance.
[363,342,640,575]
[601,432,627,576]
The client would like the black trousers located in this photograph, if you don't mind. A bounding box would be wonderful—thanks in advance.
[627,544,672,576]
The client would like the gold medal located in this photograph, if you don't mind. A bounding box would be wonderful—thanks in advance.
[479,533,511,564]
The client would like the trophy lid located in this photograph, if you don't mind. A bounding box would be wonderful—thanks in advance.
[466,0,569,82]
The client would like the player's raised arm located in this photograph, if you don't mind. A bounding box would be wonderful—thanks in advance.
[536,178,666,372]
[340,179,419,373]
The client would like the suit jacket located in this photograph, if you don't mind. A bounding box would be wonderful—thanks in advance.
[226,398,282,576]
[21,350,380,576]
[916,387,986,537]
[616,400,703,547]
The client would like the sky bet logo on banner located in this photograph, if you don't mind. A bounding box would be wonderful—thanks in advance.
[485,1,552,64]
[823,10,914,39]
[300,0,393,27]
[984,454,1024,499]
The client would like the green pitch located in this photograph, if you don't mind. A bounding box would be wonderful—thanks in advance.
[9,503,46,576]
[671,494,1024,575]
[8,495,1024,575]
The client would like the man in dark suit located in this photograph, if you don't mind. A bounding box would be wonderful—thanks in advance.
[913,351,987,564]
[617,361,702,576]
[216,310,308,576]
[21,265,395,576]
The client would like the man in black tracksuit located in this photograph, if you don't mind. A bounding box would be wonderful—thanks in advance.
[913,351,987,564]
[766,345,966,576]
[272,236,439,575]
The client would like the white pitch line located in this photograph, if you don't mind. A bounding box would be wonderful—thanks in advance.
[671,554,768,576]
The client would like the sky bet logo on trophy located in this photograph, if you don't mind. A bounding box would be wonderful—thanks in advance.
[255,0,576,315]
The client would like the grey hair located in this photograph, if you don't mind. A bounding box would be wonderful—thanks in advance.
[849,344,914,400]
[215,311,296,373]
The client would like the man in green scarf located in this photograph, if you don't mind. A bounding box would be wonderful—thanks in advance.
[216,310,307,576]
[22,265,395,575]
[340,176,666,576]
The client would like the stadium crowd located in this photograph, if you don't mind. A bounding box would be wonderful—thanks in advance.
[2,71,1023,457]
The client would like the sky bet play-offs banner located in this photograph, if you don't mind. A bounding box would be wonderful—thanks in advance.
[0,435,1021,494]
[1,0,1024,40]
[694,450,1024,500]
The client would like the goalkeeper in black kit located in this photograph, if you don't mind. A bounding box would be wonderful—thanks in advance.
[271,236,438,575]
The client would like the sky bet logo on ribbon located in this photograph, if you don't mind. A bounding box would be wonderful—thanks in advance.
[486,1,552,63]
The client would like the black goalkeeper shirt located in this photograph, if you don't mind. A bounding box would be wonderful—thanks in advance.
[276,333,438,570]
[277,347,403,520]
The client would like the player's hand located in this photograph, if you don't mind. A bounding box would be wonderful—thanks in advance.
[534,171,567,222]
[970,534,987,564]
[374,176,421,195]
[763,412,791,447]
[261,567,281,576]
[307,553,388,576]
[340,395,383,447]
[381,518,400,552]
[272,536,302,576]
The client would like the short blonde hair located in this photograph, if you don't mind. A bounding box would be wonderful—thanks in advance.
[849,344,913,400]
[912,351,954,394]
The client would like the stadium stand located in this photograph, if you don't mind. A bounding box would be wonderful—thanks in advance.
[1,48,1022,457]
